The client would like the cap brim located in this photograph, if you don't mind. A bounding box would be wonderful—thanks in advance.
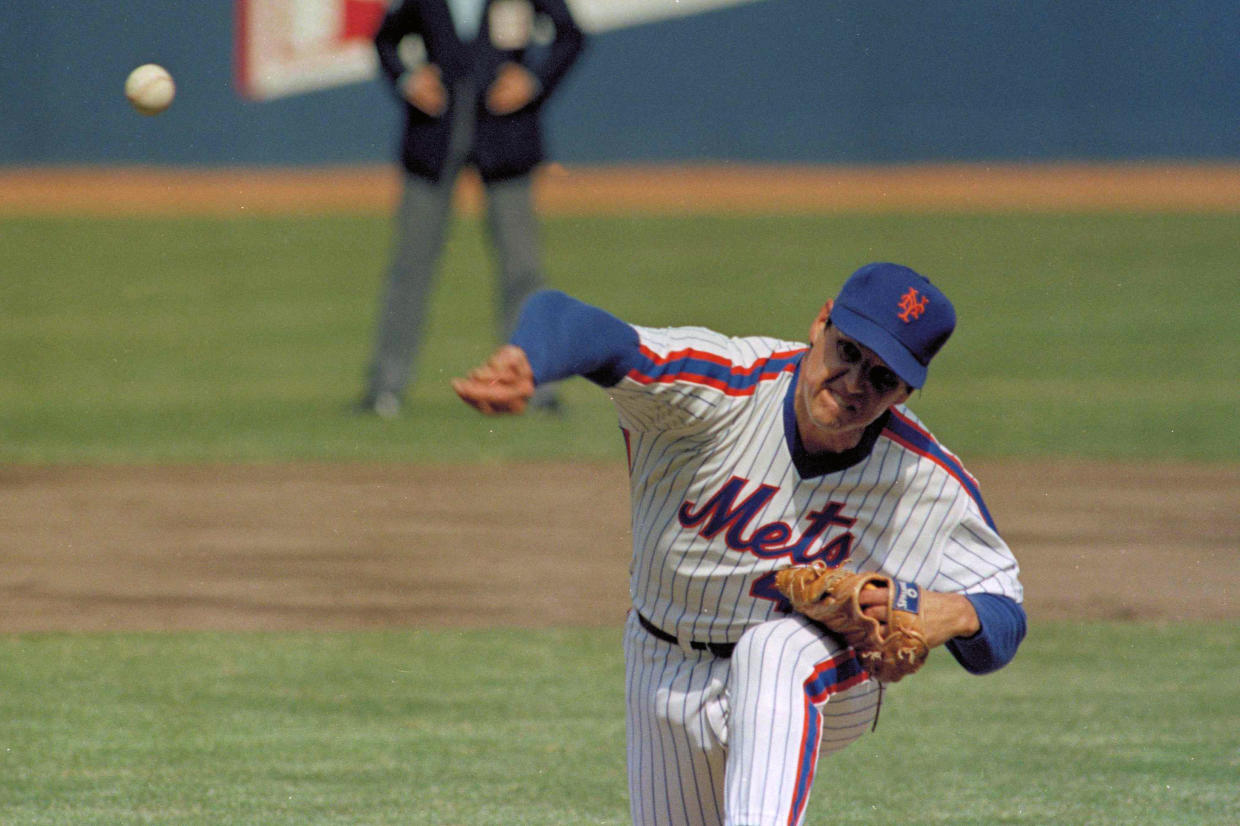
[830,305,928,388]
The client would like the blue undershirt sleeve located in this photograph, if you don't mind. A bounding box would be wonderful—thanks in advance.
[509,290,641,387]
[945,594,1027,675]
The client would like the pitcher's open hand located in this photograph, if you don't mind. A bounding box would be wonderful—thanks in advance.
[451,345,536,414]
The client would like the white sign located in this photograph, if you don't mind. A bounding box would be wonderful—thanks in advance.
[570,0,766,33]
[235,0,768,100]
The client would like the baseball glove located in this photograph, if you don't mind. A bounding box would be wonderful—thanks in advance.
[774,562,929,683]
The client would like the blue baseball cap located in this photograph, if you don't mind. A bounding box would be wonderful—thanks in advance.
[828,263,956,388]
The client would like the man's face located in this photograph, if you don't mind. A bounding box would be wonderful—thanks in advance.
[795,301,912,451]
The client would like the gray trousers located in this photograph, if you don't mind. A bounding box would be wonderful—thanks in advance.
[366,87,545,399]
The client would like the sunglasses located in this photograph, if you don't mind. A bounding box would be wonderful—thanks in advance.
[825,323,904,395]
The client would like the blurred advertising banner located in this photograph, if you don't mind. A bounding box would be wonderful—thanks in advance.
[570,0,762,32]
[235,0,764,100]
[235,0,387,100]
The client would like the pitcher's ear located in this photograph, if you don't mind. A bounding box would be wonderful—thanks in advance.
[809,300,833,342]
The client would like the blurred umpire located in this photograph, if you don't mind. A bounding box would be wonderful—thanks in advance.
[360,0,585,417]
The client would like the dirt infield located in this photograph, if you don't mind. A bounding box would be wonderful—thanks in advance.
[3,162,1240,216]
[2,164,1236,634]
[1,460,1236,633]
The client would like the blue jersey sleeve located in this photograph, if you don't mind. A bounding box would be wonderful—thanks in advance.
[945,594,1027,674]
[509,290,641,387]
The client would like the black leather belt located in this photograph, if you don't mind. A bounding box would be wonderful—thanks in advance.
[637,612,735,659]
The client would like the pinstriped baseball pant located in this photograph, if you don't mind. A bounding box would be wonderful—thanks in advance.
[624,612,881,826]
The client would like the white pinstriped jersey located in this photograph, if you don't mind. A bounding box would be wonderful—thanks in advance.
[609,323,1023,644]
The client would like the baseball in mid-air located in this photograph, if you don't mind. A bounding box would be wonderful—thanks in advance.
[125,63,176,116]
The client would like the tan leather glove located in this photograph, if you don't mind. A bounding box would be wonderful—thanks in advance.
[775,562,930,683]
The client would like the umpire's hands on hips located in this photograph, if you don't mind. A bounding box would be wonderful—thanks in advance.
[402,64,448,117]
[486,62,539,115]
[452,345,536,414]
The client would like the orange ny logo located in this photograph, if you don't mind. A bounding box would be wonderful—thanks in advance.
[897,287,929,322]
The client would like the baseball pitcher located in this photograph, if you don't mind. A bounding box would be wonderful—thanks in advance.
[453,262,1027,826]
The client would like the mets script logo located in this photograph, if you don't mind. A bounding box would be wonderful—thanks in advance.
[897,287,929,323]
[677,476,857,604]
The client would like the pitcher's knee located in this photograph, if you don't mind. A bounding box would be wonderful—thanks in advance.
[732,617,835,686]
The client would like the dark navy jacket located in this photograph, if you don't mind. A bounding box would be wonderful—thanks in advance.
[374,0,585,183]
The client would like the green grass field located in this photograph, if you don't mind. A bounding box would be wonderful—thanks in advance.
[1,209,1237,824]
[1,623,1236,825]
[1,211,1237,463]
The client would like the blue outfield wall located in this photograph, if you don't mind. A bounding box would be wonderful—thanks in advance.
[1,0,1237,167]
